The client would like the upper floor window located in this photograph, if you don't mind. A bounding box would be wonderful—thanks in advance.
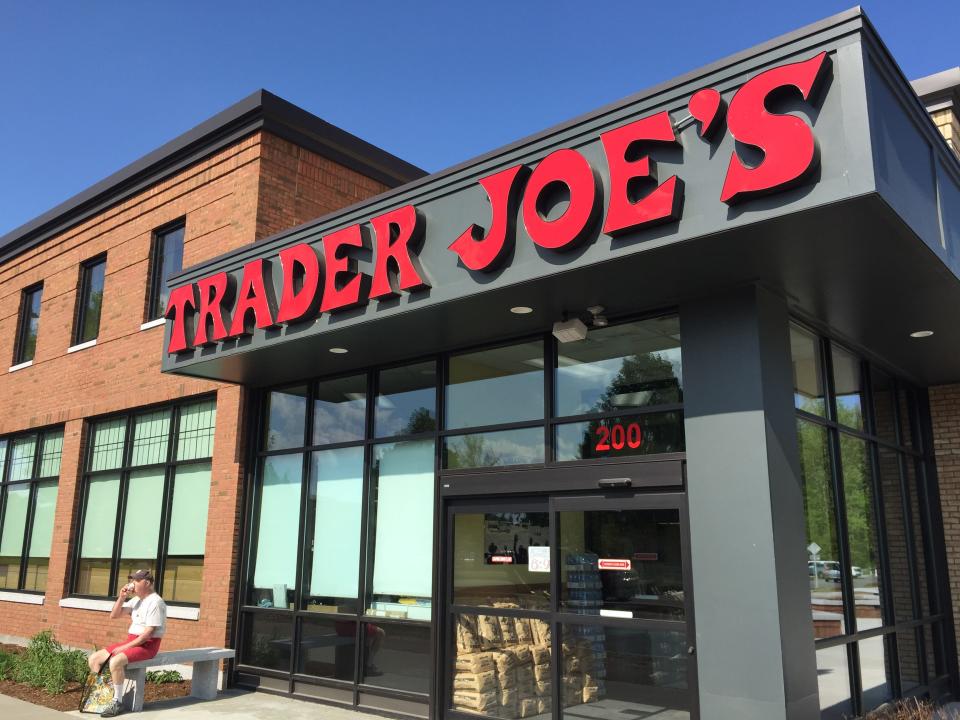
[72,397,216,604]
[13,284,43,365]
[0,427,63,592]
[147,221,185,321]
[75,256,106,345]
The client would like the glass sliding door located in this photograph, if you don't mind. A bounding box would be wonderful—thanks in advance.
[444,492,696,720]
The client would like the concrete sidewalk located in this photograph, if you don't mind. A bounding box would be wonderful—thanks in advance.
[1,689,385,719]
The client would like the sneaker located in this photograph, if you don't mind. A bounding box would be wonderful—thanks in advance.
[101,701,124,718]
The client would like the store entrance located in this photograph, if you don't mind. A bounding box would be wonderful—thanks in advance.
[443,491,697,720]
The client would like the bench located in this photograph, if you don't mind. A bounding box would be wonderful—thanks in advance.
[122,647,236,712]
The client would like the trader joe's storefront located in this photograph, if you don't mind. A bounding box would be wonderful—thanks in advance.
[161,10,960,720]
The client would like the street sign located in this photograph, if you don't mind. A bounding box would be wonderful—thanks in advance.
[807,542,821,556]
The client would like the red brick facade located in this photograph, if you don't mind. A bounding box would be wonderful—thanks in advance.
[0,128,389,652]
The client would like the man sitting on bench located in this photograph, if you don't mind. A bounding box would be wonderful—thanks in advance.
[87,569,167,718]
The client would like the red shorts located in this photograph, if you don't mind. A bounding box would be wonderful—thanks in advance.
[106,634,162,663]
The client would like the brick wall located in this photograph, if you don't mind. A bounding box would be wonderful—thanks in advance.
[0,128,391,653]
[930,385,960,647]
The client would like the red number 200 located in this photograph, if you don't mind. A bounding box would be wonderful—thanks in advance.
[594,422,643,452]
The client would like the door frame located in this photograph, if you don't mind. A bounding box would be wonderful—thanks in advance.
[439,485,698,720]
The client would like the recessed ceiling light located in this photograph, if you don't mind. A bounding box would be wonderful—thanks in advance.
[329,347,349,354]
[510,306,533,315]
[909,330,934,338]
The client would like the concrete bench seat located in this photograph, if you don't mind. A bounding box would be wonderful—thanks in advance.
[122,647,235,712]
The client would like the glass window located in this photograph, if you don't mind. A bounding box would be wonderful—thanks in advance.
[0,427,63,592]
[555,316,681,416]
[832,345,864,430]
[303,447,364,613]
[76,256,106,344]
[240,612,292,672]
[299,616,356,680]
[839,434,883,631]
[14,284,43,365]
[817,646,853,720]
[361,622,430,693]
[148,222,185,321]
[313,374,366,445]
[872,369,898,445]
[446,341,544,429]
[859,637,894,713]
[368,440,435,617]
[75,399,216,601]
[250,454,303,608]
[878,444,913,625]
[905,458,931,618]
[555,411,684,461]
[264,386,307,451]
[453,510,550,610]
[790,324,824,416]
[559,508,685,620]
[445,428,543,470]
[797,419,844,637]
[375,362,436,437]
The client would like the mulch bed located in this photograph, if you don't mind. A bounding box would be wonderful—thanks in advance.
[0,643,191,712]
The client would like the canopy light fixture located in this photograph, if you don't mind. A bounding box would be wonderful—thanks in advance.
[909,330,934,338]
[329,347,349,354]
[587,305,608,328]
[552,317,588,343]
[510,306,534,315]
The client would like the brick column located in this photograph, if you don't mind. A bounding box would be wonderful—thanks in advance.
[929,385,960,638]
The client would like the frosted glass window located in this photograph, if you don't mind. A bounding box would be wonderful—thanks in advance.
[370,440,435,607]
[8,436,37,482]
[131,410,170,466]
[446,341,544,429]
[251,454,303,604]
[80,474,121,557]
[0,485,30,557]
[304,447,363,609]
[177,400,216,460]
[39,430,63,477]
[119,469,164,560]
[90,419,126,471]
[0,440,6,481]
[27,482,57,559]
[168,463,210,555]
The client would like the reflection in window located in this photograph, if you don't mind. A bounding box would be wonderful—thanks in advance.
[375,362,436,437]
[818,646,853,720]
[444,428,544,469]
[798,419,844,638]
[362,622,430,693]
[878,444,912,625]
[368,441,434,619]
[250,454,303,608]
[446,342,544,429]
[303,447,363,613]
[299,616,356,680]
[859,637,893,714]
[832,345,864,430]
[453,511,550,610]
[264,386,307,450]
[790,325,825,416]
[240,612,292,672]
[313,374,366,445]
[555,316,681,416]
[840,434,883,631]
[555,411,684,461]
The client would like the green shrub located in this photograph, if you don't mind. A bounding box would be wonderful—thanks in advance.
[0,649,17,680]
[10,630,91,694]
[145,669,183,684]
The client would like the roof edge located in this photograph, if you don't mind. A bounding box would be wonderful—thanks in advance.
[0,89,426,266]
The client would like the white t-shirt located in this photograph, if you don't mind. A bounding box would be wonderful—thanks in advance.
[125,593,167,638]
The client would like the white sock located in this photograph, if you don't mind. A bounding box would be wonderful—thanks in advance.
[113,682,124,702]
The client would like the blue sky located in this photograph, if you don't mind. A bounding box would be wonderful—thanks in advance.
[0,1,957,237]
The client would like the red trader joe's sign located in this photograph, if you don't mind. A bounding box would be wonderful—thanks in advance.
[166,53,829,354]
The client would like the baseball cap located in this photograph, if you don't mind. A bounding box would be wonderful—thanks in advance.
[128,569,154,582]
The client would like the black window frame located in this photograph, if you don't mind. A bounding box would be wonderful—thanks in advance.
[146,219,186,322]
[69,394,216,606]
[74,254,107,345]
[791,321,952,716]
[13,283,44,365]
[235,310,685,705]
[0,425,64,593]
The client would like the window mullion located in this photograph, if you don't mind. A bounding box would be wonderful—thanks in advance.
[17,481,39,591]
[156,406,181,598]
